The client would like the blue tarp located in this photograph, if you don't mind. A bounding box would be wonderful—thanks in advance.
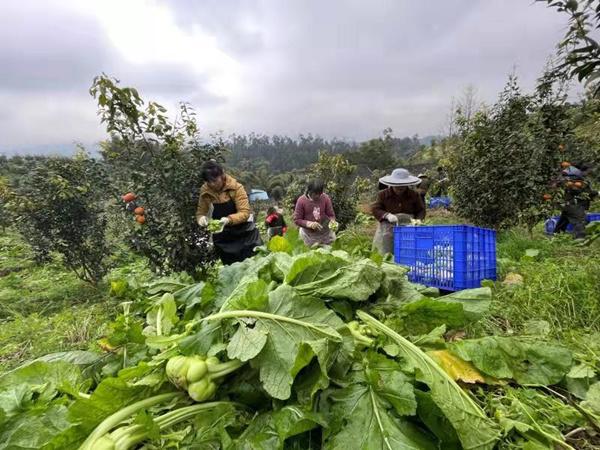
[249,189,269,202]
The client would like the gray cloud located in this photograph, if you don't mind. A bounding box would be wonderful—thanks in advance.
[0,2,114,92]
[0,0,575,150]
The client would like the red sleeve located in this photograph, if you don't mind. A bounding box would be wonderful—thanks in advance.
[293,196,309,228]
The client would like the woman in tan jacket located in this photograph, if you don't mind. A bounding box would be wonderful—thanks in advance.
[196,161,262,264]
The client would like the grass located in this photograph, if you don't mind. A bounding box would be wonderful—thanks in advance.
[0,303,113,372]
[0,231,149,372]
[0,232,105,318]
[470,226,600,344]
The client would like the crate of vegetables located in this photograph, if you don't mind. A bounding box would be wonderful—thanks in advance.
[394,224,496,291]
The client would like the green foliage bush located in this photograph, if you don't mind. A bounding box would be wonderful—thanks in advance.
[447,75,569,230]
[1,151,111,283]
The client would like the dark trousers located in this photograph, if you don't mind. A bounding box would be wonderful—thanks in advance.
[555,203,587,239]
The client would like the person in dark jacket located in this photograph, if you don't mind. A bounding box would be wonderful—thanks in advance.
[265,206,287,240]
[554,163,598,239]
[196,160,263,264]
[371,168,426,254]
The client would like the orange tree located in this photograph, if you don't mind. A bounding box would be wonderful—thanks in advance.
[90,75,224,278]
[1,151,111,282]
[447,74,570,231]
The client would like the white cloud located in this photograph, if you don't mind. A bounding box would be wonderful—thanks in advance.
[85,0,242,99]
[0,0,582,149]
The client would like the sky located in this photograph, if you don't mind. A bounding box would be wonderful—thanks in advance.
[0,0,574,152]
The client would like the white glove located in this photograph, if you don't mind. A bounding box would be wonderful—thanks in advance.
[307,221,323,231]
[385,214,398,224]
[198,216,209,227]
[411,219,423,225]
[220,217,231,226]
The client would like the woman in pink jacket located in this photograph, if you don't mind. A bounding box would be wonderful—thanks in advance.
[293,180,338,246]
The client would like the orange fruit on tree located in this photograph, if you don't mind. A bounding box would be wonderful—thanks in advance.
[134,206,145,215]
[574,181,583,188]
[542,193,552,201]
[566,181,574,188]
[135,215,146,224]
[122,192,137,202]
[561,161,570,168]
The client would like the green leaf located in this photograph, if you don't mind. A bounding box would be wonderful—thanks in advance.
[207,284,351,400]
[398,298,466,335]
[0,361,85,409]
[449,336,572,385]
[32,351,101,367]
[0,404,80,450]
[357,311,500,450]
[68,376,155,435]
[145,292,179,336]
[565,363,597,399]
[436,287,492,321]
[376,262,409,299]
[582,382,600,416]
[220,278,271,312]
[286,250,382,301]
[415,390,462,450]
[522,248,541,261]
[232,405,325,449]
[323,352,433,450]
[267,235,293,254]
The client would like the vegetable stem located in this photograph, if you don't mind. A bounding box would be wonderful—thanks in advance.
[79,392,182,450]
[201,310,342,341]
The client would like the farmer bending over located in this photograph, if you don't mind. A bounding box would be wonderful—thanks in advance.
[371,168,425,255]
[293,179,338,246]
[196,160,263,264]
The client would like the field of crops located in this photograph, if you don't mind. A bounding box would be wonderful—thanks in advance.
[1,220,599,450]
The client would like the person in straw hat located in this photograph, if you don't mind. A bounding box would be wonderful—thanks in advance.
[371,168,426,255]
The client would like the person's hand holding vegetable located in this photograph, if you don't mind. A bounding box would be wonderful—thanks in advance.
[307,221,323,231]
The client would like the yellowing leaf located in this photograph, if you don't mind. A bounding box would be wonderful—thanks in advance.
[427,350,485,384]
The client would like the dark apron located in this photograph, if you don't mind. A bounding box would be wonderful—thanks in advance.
[212,199,262,265]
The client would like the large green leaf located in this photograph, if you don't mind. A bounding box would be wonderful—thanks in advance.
[358,311,500,450]
[398,298,467,335]
[0,361,85,411]
[376,262,409,299]
[0,404,80,450]
[0,362,88,450]
[67,375,157,435]
[582,382,600,416]
[231,405,325,449]
[285,250,382,301]
[205,284,351,400]
[323,352,434,450]
[449,336,573,385]
[437,287,492,321]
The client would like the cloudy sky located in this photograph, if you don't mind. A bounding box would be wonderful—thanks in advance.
[0,0,572,152]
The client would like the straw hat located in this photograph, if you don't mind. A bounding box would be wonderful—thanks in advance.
[379,168,421,186]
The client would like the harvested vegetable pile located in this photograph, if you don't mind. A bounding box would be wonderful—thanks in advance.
[1,235,599,449]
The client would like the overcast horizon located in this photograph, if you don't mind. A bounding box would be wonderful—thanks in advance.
[0,0,577,154]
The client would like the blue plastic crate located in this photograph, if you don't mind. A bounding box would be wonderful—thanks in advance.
[544,212,600,235]
[428,196,452,209]
[394,225,496,291]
